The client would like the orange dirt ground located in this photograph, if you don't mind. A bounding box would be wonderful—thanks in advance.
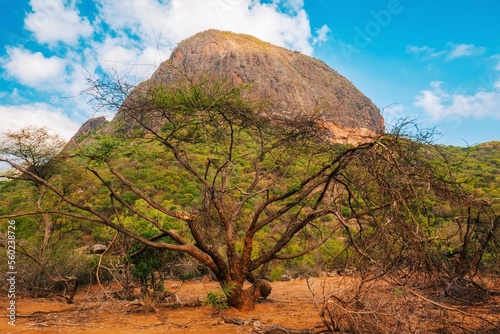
[1,278,330,334]
[1,276,499,334]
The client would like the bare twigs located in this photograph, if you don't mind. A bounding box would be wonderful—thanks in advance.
[307,273,500,334]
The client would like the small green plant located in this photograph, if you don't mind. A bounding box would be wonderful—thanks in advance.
[222,282,236,298]
[393,288,404,297]
[203,292,229,312]
[203,283,236,312]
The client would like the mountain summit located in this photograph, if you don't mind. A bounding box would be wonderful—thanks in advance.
[140,30,384,143]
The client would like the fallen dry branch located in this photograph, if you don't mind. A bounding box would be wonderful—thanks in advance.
[221,315,328,334]
[407,287,499,330]
[16,308,76,318]
[96,231,123,298]
[124,319,168,329]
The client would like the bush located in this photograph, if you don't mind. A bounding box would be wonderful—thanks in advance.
[0,237,95,296]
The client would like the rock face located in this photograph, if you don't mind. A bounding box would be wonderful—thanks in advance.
[143,30,384,142]
[72,117,108,140]
[64,116,108,151]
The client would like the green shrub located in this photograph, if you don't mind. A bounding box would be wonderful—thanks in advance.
[203,292,229,312]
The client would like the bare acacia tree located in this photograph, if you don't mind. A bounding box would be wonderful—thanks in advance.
[1,75,497,311]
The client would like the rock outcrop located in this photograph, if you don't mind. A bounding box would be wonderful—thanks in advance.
[73,30,384,144]
[64,116,108,151]
[141,30,384,143]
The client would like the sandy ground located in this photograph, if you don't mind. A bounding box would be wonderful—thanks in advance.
[1,276,499,334]
[1,278,329,334]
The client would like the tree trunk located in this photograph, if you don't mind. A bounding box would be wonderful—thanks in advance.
[228,279,272,311]
[37,187,54,259]
[40,212,54,256]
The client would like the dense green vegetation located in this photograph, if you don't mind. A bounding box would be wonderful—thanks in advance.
[0,78,498,312]
[441,141,500,201]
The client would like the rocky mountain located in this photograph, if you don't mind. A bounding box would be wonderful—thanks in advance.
[65,116,108,150]
[77,30,384,144]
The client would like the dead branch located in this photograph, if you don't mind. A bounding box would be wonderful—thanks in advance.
[221,315,328,334]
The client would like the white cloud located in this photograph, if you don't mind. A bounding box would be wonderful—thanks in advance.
[492,58,500,91]
[94,0,317,62]
[313,24,331,45]
[447,43,486,59]
[25,0,93,46]
[406,43,486,60]
[406,45,429,54]
[1,0,325,143]
[85,0,323,82]
[0,103,81,140]
[494,56,500,71]
[90,35,168,81]
[10,0,323,87]
[2,47,67,90]
[405,45,445,58]
[415,81,500,120]
[2,47,92,99]
[0,89,22,104]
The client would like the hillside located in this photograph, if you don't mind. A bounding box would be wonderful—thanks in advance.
[439,141,500,201]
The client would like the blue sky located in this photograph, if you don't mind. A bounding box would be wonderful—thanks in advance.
[0,0,499,146]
